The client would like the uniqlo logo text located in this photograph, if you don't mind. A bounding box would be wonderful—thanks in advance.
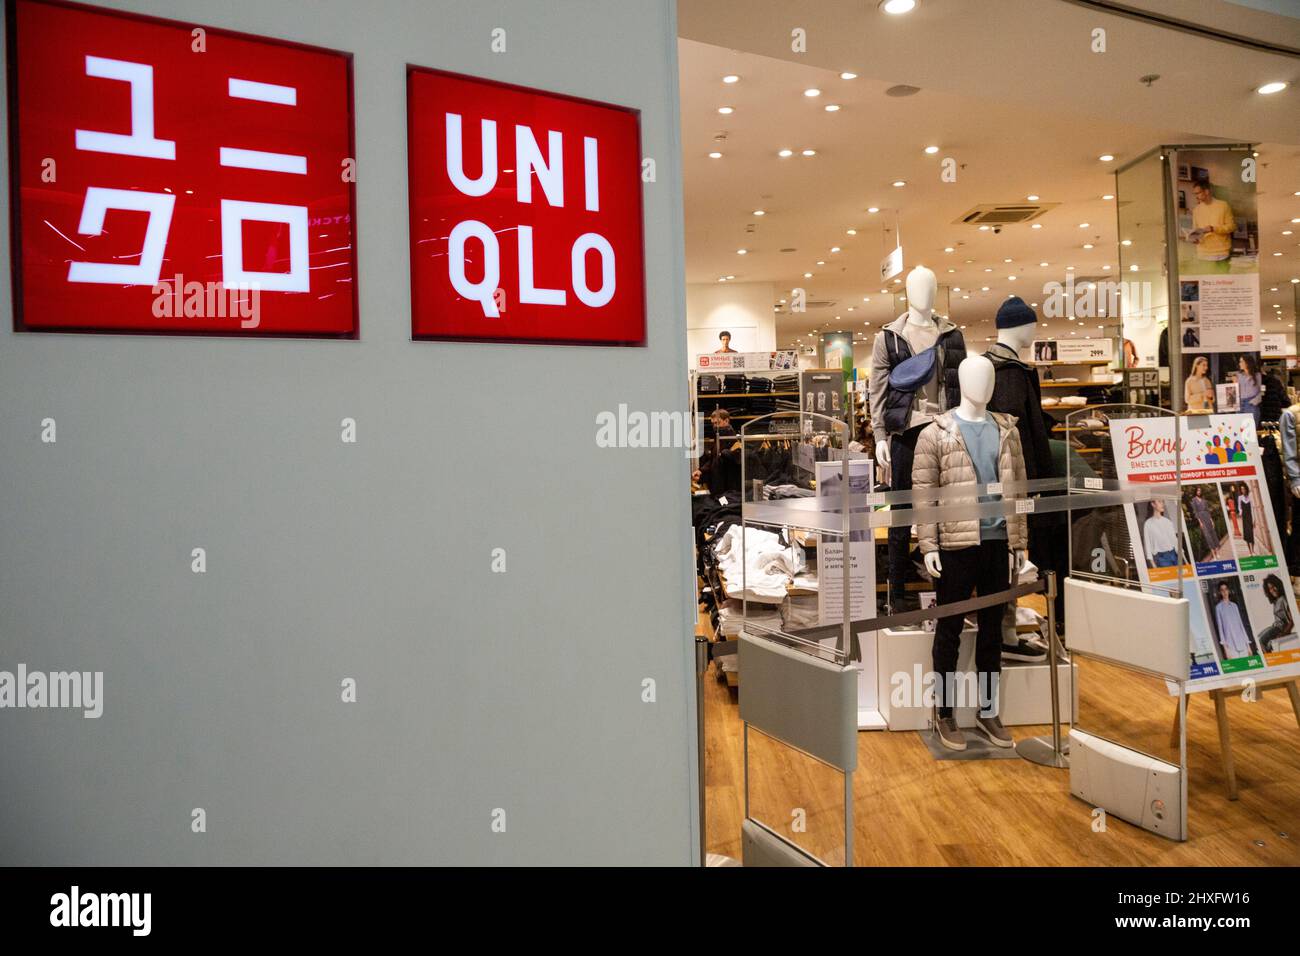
[407,67,645,345]
[8,0,358,336]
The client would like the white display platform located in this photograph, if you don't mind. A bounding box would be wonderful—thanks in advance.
[875,626,1076,731]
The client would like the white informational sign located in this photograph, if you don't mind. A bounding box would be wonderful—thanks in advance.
[815,458,882,729]
[1180,275,1260,353]
[1031,338,1113,364]
[1110,414,1300,691]
[1261,334,1287,358]
[696,350,799,372]
[880,245,903,282]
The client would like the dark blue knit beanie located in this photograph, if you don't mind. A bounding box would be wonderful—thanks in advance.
[995,296,1037,329]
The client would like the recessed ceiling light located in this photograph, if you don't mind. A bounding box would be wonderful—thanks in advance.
[944,246,955,253]
[725,275,735,279]
[825,104,841,112]
[846,228,857,235]
[753,209,765,216]
[1031,223,1042,229]
[1274,251,1284,256]
[1102,194,1115,200]
[981,286,990,291]
[868,206,880,213]
[892,180,906,187]
[1039,261,1049,267]
[778,149,794,158]
[802,149,817,156]
[863,296,870,302]
[1004,257,1013,263]
[1121,239,1132,246]
[1008,275,1017,281]
[1130,264,1139,272]
[816,260,825,265]
[708,151,722,159]
[1257,81,1288,95]
[830,246,841,253]
[1079,222,1090,228]
[723,74,740,84]
[879,0,917,13]
[1026,194,1039,201]
[737,248,747,255]
[962,295,969,299]
[718,106,734,115]
[1284,230,1294,236]
[804,272,813,278]
[947,268,955,273]
[924,145,940,154]
[1099,154,1115,162]
[1292,218,1300,224]
[804,88,821,97]
[1102,264,1111,270]
[840,72,858,80]
[984,267,993,272]
[979,225,991,231]
[1083,243,1094,249]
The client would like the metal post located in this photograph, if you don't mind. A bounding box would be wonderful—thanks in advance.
[1017,571,1070,768]
[695,636,708,867]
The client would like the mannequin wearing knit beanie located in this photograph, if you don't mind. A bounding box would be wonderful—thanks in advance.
[985,297,1059,654]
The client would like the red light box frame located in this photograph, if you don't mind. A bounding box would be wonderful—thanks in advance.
[6,0,360,338]
[406,65,646,347]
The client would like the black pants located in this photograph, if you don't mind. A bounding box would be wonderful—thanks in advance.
[887,423,927,606]
[932,541,1010,718]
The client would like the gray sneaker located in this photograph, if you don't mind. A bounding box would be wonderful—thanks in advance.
[934,715,967,752]
[975,714,1014,748]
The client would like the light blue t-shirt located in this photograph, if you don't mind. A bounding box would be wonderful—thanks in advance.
[955,416,1007,541]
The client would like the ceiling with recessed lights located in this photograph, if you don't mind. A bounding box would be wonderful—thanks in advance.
[677,0,1300,350]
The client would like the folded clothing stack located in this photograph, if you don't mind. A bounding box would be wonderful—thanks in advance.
[711,523,806,604]
[698,374,721,394]
[773,375,798,392]
[781,594,820,631]
[717,598,782,636]
[723,374,747,394]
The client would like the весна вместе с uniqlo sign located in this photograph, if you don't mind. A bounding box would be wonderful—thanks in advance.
[8,0,358,337]
[407,67,646,346]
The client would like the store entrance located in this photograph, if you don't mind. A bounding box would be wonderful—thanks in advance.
[680,0,1300,866]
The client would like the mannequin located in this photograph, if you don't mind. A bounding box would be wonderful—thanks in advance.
[912,355,1028,752]
[985,297,1056,658]
[869,266,966,609]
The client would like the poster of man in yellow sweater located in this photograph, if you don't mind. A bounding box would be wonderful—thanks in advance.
[1188,178,1236,271]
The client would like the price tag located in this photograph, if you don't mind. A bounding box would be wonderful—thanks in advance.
[1084,477,1103,490]
[986,482,1003,495]
[1015,498,1036,514]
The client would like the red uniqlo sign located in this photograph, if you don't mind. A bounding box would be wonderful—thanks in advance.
[407,67,645,346]
[8,0,358,336]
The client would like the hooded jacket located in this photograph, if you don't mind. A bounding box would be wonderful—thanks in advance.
[912,410,1029,554]
[984,342,1055,481]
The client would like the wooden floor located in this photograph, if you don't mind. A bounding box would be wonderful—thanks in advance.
[704,653,1300,866]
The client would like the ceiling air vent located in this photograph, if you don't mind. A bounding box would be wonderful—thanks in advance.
[954,202,1059,226]
[775,299,836,314]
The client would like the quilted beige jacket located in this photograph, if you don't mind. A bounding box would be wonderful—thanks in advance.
[912,410,1028,554]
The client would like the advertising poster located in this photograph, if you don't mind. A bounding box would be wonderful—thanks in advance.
[1112,414,1300,687]
[1173,147,1261,414]
[696,350,798,371]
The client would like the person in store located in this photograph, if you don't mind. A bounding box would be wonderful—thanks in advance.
[693,408,739,496]
[1142,498,1181,568]
[1237,484,1255,555]
[714,330,737,353]
[1236,354,1262,425]
[1256,574,1294,653]
[1188,176,1236,273]
[1212,581,1257,659]
[1184,356,1214,412]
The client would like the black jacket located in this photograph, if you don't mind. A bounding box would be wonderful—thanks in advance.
[1261,372,1286,423]
[985,343,1056,481]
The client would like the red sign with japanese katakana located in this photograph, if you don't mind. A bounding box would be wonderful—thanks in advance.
[8,0,358,336]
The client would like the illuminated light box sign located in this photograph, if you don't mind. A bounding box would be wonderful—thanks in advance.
[7,0,358,336]
[406,67,645,345]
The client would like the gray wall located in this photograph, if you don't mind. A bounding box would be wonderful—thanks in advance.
[0,0,696,865]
